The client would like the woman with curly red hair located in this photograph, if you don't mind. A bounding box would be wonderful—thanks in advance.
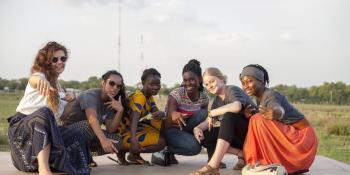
[7,41,90,175]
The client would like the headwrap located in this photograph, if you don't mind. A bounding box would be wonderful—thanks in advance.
[240,66,265,82]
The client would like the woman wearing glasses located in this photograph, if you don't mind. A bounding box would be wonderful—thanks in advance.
[61,70,129,166]
[7,41,90,175]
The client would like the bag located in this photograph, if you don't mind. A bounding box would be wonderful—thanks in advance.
[151,148,171,166]
[242,164,288,175]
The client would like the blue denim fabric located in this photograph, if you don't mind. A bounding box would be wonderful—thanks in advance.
[163,109,207,156]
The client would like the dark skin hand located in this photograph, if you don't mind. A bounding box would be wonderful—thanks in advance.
[258,106,283,120]
[165,96,188,129]
[244,104,259,118]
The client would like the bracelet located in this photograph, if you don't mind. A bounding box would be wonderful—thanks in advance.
[277,107,285,120]
[207,110,212,118]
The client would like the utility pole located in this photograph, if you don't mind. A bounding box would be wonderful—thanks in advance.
[330,90,333,104]
[140,34,144,74]
[117,0,122,72]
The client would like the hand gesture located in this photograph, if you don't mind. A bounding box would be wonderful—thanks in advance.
[193,127,204,143]
[64,93,75,102]
[151,111,165,120]
[244,104,258,118]
[171,111,187,130]
[37,78,55,96]
[101,137,119,153]
[105,95,124,112]
[207,116,216,132]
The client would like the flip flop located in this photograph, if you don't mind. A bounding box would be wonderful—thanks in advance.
[107,156,130,166]
[127,154,153,166]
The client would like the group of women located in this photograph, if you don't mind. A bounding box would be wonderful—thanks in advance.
[7,41,318,175]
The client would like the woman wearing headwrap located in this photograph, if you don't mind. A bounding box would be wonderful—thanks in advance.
[240,64,318,174]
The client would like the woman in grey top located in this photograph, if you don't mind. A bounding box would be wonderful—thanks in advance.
[191,67,256,175]
[240,64,318,174]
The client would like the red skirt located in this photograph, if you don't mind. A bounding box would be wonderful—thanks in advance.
[243,114,318,174]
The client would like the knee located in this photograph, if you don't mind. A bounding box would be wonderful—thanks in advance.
[182,138,202,155]
[192,109,208,122]
[158,137,167,148]
[250,114,265,125]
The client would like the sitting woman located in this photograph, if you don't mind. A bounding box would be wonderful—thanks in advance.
[7,41,90,175]
[191,67,256,175]
[163,59,209,164]
[117,68,166,165]
[61,70,128,166]
[240,64,318,174]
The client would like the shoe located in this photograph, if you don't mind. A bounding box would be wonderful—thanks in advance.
[127,153,151,165]
[219,162,226,169]
[233,156,245,170]
[190,164,220,175]
[169,152,178,164]
[89,158,98,167]
[107,152,130,166]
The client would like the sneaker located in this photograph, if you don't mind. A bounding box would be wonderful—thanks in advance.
[169,152,178,164]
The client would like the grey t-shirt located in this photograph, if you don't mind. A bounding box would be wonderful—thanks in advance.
[211,85,256,121]
[64,88,115,125]
[259,89,304,125]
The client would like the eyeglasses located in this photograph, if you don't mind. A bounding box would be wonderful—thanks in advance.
[107,79,123,89]
[52,56,67,63]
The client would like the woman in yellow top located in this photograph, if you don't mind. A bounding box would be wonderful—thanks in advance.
[117,68,166,165]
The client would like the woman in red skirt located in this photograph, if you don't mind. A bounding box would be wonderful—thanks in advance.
[240,64,318,174]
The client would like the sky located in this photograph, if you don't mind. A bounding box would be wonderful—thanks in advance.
[0,0,349,87]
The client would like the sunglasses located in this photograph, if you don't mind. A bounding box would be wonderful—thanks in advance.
[107,79,123,89]
[52,56,67,63]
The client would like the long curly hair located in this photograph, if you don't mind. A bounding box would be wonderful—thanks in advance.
[31,41,68,112]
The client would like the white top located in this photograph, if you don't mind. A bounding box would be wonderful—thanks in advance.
[16,72,67,120]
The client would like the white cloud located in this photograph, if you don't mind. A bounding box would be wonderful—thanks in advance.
[279,32,303,45]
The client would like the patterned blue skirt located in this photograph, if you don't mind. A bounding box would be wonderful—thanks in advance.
[8,107,90,175]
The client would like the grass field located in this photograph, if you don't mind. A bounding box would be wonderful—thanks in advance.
[1,92,350,164]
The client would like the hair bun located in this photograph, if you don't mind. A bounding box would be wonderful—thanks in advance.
[188,59,201,66]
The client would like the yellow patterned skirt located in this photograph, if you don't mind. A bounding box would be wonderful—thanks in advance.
[118,117,162,149]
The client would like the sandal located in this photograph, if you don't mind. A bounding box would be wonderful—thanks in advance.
[127,153,151,165]
[219,162,226,169]
[190,165,220,175]
[107,153,130,166]
[169,152,179,164]
[233,156,245,170]
[89,158,98,167]
[232,149,245,170]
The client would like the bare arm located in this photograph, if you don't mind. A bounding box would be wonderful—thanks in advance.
[210,101,242,117]
[28,73,55,95]
[165,96,187,129]
[130,111,142,153]
[105,96,124,133]
[105,110,123,133]
[86,108,118,153]
[86,108,108,141]
[195,101,242,132]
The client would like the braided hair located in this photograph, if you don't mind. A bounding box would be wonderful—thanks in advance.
[182,59,204,91]
[243,64,270,86]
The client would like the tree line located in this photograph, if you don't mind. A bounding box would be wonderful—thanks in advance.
[1,77,349,105]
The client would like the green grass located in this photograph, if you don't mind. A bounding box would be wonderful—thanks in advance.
[1,93,350,164]
[295,104,350,164]
[0,92,23,151]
